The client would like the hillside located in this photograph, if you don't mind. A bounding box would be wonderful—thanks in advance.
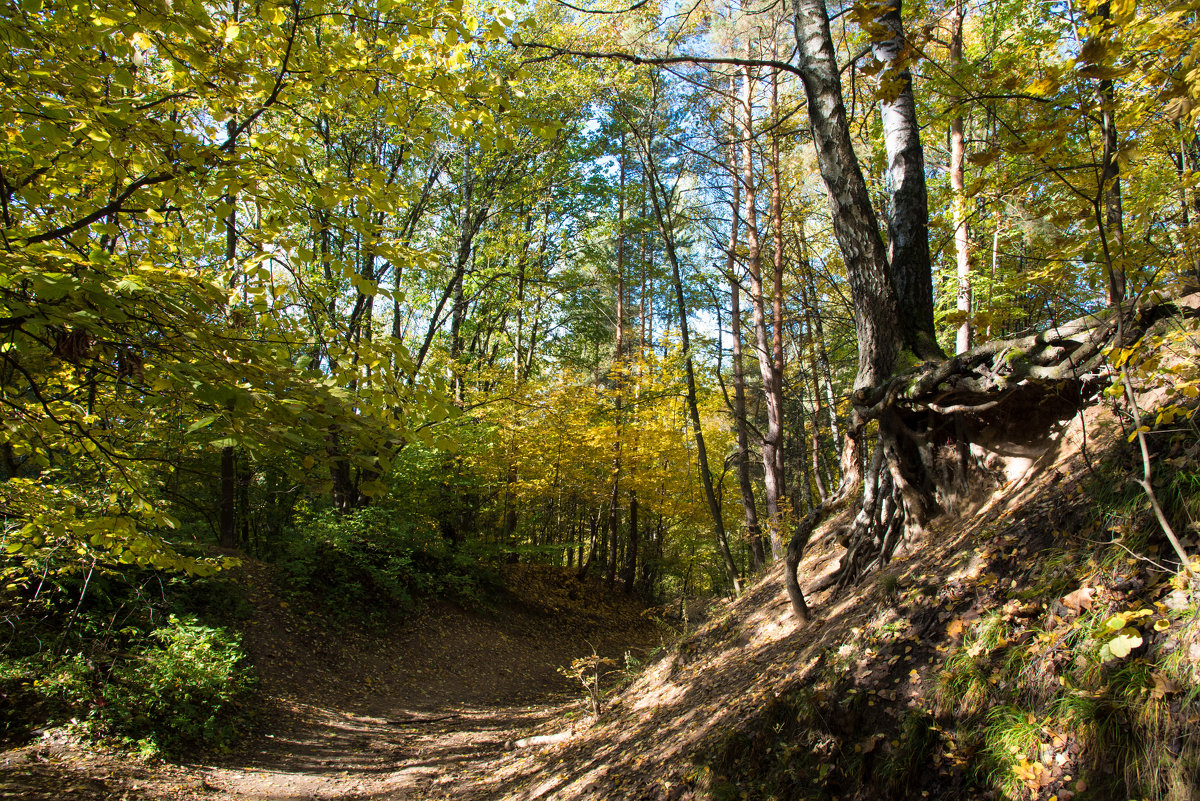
[443,366,1200,800]
[1,363,1196,801]
[3,339,1195,801]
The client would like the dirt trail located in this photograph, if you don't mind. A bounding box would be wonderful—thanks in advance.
[0,564,663,801]
[195,699,565,800]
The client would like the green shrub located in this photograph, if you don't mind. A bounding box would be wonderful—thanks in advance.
[274,507,498,619]
[101,615,256,754]
[0,616,255,755]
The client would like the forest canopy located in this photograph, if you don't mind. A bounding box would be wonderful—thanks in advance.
[3,0,1200,629]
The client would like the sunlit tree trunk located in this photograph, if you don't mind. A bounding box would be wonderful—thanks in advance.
[739,65,785,560]
[725,91,766,571]
[790,0,902,392]
[768,68,789,515]
[872,0,940,358]
[950,0,972,354]
[1095,2,1126,306]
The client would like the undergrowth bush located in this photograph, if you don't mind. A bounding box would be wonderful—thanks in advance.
[101,615,255,755]
[0,615,255,756]
[1,543,256,754]
[273,507,499,620]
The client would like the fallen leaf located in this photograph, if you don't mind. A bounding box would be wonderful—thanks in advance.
[1060,586,1095,615]
[1151,672,1181,699]
[1104,629,1143,660]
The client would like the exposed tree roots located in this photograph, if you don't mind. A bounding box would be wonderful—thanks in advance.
[785,292,1200,626]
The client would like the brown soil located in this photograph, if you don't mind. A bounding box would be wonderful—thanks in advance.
[0,563,664,800]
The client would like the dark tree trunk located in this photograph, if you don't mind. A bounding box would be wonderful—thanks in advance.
[950,0,972,354]
[219,115,238,549]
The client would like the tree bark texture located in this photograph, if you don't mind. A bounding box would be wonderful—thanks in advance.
[790,0,902,390]
[739,66,785,560]
[726,106,767,571]
[872,0,940,358]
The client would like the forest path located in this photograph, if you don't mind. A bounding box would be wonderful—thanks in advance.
[0,563,662,800]
[189,561,661,800]
[194,697,564,800]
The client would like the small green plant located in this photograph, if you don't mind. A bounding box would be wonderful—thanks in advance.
[0,615,255,755]
[274,508,498,621]
[558,645,615,718]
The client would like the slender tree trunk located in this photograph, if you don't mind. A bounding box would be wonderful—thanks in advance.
[1099,100,1125,305]
[624,492,638,593]
[950,0,972,354]
[797,235,841,448]
[726,105,767,571]
[638,130,742,594]
[740,65,785,560]
[1174,123,1200,281]
[607,135,627,589]
[769,69,789,513]
[219,117,238,549]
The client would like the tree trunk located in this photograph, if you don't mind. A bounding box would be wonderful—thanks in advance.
[638,129,742,595]
[726,109,767,571]
[790,0,903,390]
[739,65,785,560]
[624,492,639,593]
[873,0,940,358]
[219,116,238,549]
[950,0,972,355]
[607,135,627,589]
[1095,2,1126,305]
[769,68,789,523]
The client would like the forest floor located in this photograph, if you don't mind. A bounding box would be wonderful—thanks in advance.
[0,562,667,800]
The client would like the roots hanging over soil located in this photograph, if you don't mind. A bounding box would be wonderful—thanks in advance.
[785,291,1200,626]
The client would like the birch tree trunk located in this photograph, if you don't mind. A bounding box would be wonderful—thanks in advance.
[790,0,902,391]
[872,0,940,358]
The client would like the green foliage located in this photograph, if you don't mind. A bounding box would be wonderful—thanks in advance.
[100,616,256,755]
[274,508,499,620]
[0,616,255,755]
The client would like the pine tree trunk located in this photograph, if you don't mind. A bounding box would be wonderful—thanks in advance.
[739,66,785,560]
[726,108,767,571]
[769,69,789,516]
[950,0,972,355]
